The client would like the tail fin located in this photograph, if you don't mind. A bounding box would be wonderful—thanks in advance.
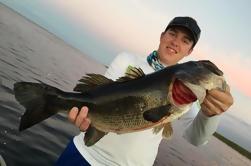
[14,82,72,131]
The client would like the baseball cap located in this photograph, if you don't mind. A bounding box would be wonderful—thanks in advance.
[165,16,201,46]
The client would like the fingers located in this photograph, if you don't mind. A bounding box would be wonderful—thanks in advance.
[68,106,91,131]
[208,88,233,106]
[201,97,224,117]
[201,87,234,117]
[75,106,90,131]
[74,107,88,127]
[79,118,91,131]
[68,107,79,123]
[206,94,227,112]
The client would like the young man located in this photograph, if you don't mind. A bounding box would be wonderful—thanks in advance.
[56,16,233,166]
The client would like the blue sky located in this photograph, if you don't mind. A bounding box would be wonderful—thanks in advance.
[1,0,251,125]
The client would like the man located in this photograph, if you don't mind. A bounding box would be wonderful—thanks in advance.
[56,16,233,166]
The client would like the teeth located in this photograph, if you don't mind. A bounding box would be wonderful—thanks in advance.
[167,47,176,53]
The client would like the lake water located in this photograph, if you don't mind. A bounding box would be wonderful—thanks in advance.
[0,45,80,165]
[0,4,105,165]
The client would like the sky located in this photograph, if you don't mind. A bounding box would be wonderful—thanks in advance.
[1,0,251,125]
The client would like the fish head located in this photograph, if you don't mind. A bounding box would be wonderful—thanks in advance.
[168,60,226,106]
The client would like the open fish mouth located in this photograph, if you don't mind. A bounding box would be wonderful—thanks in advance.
[172,79,197,105]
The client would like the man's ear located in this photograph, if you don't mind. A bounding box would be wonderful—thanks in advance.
[160,32,165,41]
[186,48,193,56]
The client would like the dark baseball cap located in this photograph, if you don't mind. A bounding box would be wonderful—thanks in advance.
[165,16,201,46]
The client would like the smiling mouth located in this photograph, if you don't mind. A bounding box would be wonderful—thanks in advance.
[166,47,177,54]
[172,79,197,105]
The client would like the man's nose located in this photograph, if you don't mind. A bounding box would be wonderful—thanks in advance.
[170,37,179,47]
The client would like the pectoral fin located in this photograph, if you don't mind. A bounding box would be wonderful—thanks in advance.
[143,104,172,123]
[84,125,107,146]
[162,123,173,140]
[153,124,164,134]
[152,122,173,140]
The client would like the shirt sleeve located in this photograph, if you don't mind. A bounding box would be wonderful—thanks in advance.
[182,102,221,146]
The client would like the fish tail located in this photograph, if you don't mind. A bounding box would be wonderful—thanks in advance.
[14,82,90,131]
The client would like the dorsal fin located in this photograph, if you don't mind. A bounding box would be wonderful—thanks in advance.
[116,65,145,82]
[74,66,145,92]
[73,74,113,92]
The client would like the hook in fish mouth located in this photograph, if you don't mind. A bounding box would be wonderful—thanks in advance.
[171,79,197,105]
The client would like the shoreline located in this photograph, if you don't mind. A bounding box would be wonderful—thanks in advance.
[214,132,251,160]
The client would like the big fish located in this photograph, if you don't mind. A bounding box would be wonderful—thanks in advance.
[14,60,226,146]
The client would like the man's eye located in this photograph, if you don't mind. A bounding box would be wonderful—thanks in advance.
[183,39,190,44]
[169,32,175,36]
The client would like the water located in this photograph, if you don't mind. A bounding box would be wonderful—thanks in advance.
[0,42,75,165]
[0,53,79,165]
[0,4,105,165]
[218,114,251,152]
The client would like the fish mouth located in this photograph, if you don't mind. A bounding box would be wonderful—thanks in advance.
[171,79,197,105]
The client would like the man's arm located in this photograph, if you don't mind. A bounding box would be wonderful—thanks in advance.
[183,86,233,146]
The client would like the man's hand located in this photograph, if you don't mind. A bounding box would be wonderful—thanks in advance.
[201,85,234,117]
[68,106,91,131]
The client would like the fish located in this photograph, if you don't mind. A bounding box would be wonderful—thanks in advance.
[13,60,226,146]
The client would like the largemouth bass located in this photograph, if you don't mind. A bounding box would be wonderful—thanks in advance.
[14,60,226,146]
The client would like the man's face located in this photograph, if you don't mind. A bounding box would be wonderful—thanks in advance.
[157,26,194,66]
